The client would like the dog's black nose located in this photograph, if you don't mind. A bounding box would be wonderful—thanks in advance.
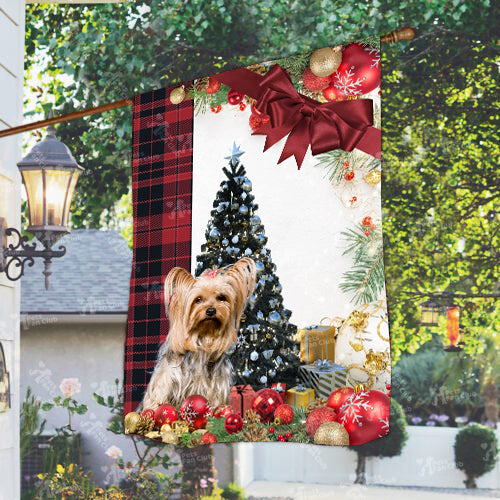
[206,307,216,317]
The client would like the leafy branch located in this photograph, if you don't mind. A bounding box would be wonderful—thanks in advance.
[340,223,385,305]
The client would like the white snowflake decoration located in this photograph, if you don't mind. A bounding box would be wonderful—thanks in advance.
[364,45,380,69]
[378,416,390,438]
[181,401,198,425]
[235,334,248,348]
[339,390,374,426]
[333,67,364,96]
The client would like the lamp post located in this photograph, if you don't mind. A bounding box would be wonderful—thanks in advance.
[420,299,440,327]
[0,125,83,289]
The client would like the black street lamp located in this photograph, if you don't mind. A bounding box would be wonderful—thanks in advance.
[0,126,83,289]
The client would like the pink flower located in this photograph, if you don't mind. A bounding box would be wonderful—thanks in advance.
[200,479,208,488]
[59,378,81,398]
[105,445,123,460]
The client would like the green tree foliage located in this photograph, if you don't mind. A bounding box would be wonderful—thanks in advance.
[382,29,499,361]
[454,423,498,488]
[24,2,498,359]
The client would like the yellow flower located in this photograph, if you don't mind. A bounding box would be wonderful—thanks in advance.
[56,464,65,474]
[37,473,44,480]
[68,463,74,474]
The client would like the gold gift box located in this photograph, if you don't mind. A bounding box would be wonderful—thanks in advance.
[296,324,337,363]
[285,386,315,407]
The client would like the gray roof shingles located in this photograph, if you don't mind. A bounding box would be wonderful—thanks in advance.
[21,230,132,314]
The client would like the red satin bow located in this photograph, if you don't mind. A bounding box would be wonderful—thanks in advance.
[252,65,374,168]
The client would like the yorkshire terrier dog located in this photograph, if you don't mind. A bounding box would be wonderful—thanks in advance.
[142,257,256,410]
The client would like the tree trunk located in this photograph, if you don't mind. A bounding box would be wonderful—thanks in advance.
[464,475,477,489]
[179,445,216,498]
[354,453,366,484]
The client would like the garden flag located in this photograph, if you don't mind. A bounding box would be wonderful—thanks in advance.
[124,38,391,447]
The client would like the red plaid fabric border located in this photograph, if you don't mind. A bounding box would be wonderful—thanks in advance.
[124,85,194,414]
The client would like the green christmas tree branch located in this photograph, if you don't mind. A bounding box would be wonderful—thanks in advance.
[339,223,385,305]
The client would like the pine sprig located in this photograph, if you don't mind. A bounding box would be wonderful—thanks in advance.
[315,149,381,184]
[357,35,381,49]
[340,224,385,305]
[274,50,312,85]
[188,83,231,115]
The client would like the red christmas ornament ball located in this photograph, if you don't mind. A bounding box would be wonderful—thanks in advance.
[206,77,221,94]
[386,384,391,390]
[154,404,178,427]
[274,403,294,425]
[179,395,212,430]
[306,407,337,439]
[251,389,283,423]
[201,432,218,444]
[362,216,373,227]
[302,66,331,91]
[327,386,354,412]
[365,229,371,236]
[338,390,390,446]
[213,405,233,419]
[322,84,347,102]
[227,88,244,105]
[140,408,155,420]
[249,113,270,132]
[331,43,380,97]
[239,103,247,111]
[224,413,244,434]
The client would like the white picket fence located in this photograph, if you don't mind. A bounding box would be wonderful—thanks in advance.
[234,426,500,489]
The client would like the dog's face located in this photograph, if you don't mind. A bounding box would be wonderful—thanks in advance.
[164,258,256,359]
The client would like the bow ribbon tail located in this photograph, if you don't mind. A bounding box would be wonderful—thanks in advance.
[277,119,311,168]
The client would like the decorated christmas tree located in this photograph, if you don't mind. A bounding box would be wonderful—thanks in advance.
[196,143,300,388]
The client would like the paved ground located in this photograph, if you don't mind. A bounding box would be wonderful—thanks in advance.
[245,481,500,500]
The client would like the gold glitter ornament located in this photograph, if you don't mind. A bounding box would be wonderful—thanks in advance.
[171,420,189,435]
[309,46,342,77]
[364,349,388,375]
[160,423,172,434]
[170,85,185,105]
[161,431,179,445]
[124,411,141,434]
[365,170,382,186]
[273,416,283,426]
[192,429,208,438]
[145,431,161,439]
[314,421,350,446]
[135,415,155,435]
[349,310,369,332]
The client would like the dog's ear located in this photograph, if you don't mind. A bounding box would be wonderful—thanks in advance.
[164,267,196,317]
[224,257,257,315]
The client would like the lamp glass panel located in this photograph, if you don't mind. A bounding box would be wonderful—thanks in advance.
[21,169,44,227]
[44,169,72,226]
[62,171,80,226]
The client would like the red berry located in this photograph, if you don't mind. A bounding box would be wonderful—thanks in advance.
[206,77,221,94]
[386,384,391,390]
[371,224,377,230]
[269,427,274,433]
[352,196,357,202]
[344,171,355,181]
[362,216,373,227]
[364,229,370,236]
[239,103,247,111]
[278,434,284,440]
[387,392,391,397]
[344,161,350,167]
[302,66,331,91]
[285,432,292,439]
[211,105,222,113]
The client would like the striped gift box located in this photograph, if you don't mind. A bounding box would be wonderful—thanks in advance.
[298,360,347,399]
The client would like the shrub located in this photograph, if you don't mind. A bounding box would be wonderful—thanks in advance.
[454,423,498,488]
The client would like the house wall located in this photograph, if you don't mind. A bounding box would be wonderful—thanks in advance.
[0,1,25,498]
